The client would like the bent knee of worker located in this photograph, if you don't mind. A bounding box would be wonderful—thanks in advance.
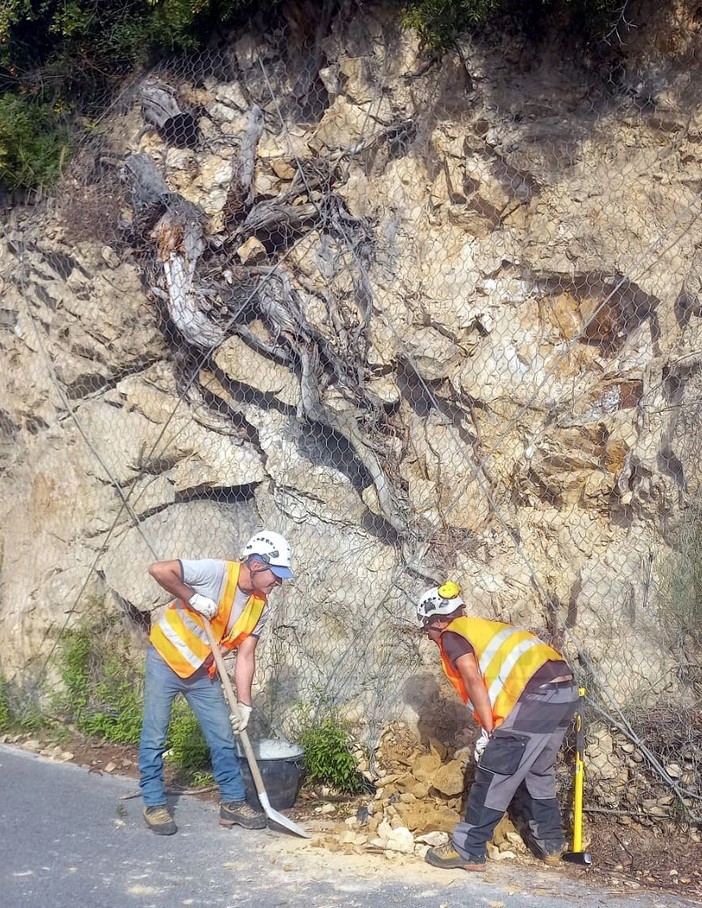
[468,767,516,816]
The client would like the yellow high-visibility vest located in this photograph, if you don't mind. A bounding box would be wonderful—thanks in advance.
[150,561,266,678]
[438,616,564,729]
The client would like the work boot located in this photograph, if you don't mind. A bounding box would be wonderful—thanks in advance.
[219,800,267,829]
[143,805,177,836]
[424,842,486,872]
[528,840,564,865]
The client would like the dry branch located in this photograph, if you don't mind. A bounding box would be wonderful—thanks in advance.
[139,79,199,148]
[224,106,265,228]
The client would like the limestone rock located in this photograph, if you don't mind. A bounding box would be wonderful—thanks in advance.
[430,760,466,797]
[214,336,300,406]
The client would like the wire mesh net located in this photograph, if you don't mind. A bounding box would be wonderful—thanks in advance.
[1,6,701,829]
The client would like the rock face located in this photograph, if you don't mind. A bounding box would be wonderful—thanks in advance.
[1,2,702,758]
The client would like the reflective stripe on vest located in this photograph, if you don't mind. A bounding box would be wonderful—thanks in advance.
[438,616,564,728]
[150,561,266,678]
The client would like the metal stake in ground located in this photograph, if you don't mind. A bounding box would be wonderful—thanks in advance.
[202,618,309,839]
[562,686,592,866]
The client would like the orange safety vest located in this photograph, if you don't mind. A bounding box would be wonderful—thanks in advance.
[150,561,267,678]
[438,616,564,729]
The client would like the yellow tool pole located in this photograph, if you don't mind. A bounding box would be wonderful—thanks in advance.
[562,686,592,864]
[572,686,586,852]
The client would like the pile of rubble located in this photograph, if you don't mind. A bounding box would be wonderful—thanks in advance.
[307,717,702,862]
[309,722,529,861]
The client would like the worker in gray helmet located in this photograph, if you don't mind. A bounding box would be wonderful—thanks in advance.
[138,530,294,836]
[417,581,578,872]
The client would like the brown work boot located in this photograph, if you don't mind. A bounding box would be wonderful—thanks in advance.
[425,842,486,872]
[219,800,267,829]
[143,805,177,836]
[528,840,564,865]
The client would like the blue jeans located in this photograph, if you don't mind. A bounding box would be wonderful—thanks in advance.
[138,645,246,807]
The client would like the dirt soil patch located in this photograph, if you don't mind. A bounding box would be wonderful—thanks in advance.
[3,729,701,902]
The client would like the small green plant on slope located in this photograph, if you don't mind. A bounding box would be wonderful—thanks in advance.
[0,95,71,192]
[293,701,365,794]
[657,511,702,692]
[56,626,143,744]
[401,0,630,52]
[55,620,213,783]
[0,675,11,732]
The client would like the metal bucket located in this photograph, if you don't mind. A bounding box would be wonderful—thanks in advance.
[235,738,305,810]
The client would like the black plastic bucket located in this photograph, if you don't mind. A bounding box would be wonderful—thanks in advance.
[235,739,305,810]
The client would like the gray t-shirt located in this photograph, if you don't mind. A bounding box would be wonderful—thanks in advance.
[179,558,268,637]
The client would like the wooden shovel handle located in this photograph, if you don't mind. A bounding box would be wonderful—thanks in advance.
[201,618,269,801]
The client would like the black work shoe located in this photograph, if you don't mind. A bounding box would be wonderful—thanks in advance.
[425,842,486,871]
[219,800,267,829]
[143,805,177,835]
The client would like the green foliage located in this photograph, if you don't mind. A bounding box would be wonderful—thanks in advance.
[1,0,257,77]
[401,0,629,52]
[0,95,71,191]
[0,0,267,191]
[402,0,499,51]
[55,625,143,745]
[18,705,48,732]
[659,513,702,650]
[165,698,211,783]
[54,620,215,785]
[0,676,11,731]
[0,674,47,732]
[294,701,364,793]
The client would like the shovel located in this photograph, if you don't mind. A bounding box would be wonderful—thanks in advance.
[202,618,309,839]
[562,686,592,866]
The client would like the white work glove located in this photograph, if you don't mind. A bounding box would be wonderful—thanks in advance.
[230,703,253,734]
[188,593,218,620]
[474,728,491,763]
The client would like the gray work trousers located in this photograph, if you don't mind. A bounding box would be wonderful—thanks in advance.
[453,680,579,861]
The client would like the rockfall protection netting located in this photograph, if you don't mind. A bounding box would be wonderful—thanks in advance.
[1,7,701,828]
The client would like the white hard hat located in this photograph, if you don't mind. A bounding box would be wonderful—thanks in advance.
[242,530,294,580]
[417,580,464,626]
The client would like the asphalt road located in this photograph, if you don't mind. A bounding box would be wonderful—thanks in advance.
[1,744,698,908]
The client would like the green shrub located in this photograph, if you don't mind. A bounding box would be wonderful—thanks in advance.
[0,674,46,732]
[0,676,11,731]
[55,625,143,745]
[165,698,211,783]
[401,0,630,52]
[658,512,702,660]
[402,0,499,51]
[294,703,364,793]
[54,621,215,784]
[0,95,71,192]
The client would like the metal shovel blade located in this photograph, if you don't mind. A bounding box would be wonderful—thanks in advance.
[236,726,309,838]
[254,786,310,838]
[202,619,309,839]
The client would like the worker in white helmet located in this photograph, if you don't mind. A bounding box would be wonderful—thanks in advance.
[417,581,578,872]
[138,530,294,836]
